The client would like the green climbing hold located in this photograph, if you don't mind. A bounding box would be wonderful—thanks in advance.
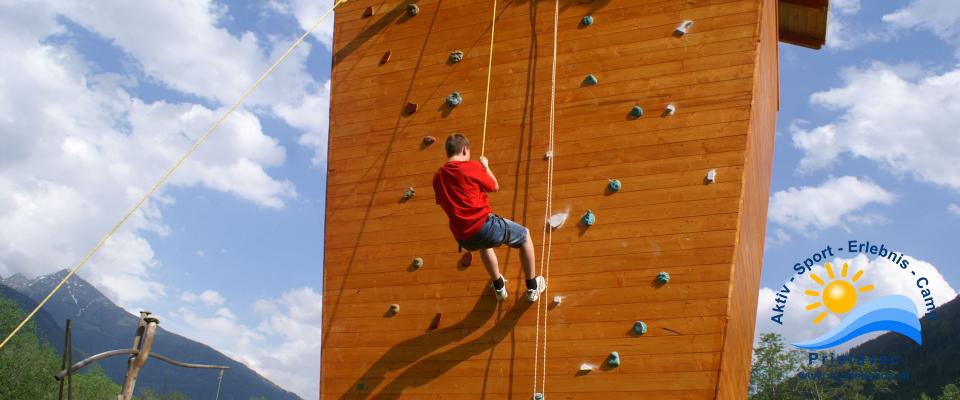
[607,179,621,193]
[407,4,419,16]
[633,321,648,336]
[607,351,621,367]
[411,257,424,269]
[403,187,416,199]
[584,74,598,86]
[581,209,596,226]
[581,15,594,26]
[657,271,670,284]
[357,383,366,391]
[446,91,462,107]
[630,105,644,118]
[450,50,464,63]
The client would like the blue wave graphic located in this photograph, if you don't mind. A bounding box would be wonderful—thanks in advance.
[791,294,922,350]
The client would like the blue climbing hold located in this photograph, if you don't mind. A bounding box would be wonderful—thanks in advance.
[607,352,621,367]
[657,271,670,285]
[584,74,598,86]
[630,105,644,118]
[403,187,416,199]
[534,393,544,400]
[633,321,648,336]
[581,209,596,226]
[607,179,621,193]
[582,15,594,26]
[450,50,464,63]
[446,91,462,107]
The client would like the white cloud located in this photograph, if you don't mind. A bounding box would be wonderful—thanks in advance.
[949,203,960,216]
[181,289,226,307]
[269,0,336,51]
[168,287,323,399]
[0,1,297,305]
[832,0,861,15]
[756,253,957,352]
[275,80,331,167]
[0,1,331,396]
[884,0,960,57]
[768,176,896,237]
[791,63,960,194]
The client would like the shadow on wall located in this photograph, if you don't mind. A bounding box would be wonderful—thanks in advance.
[342,292,534,399]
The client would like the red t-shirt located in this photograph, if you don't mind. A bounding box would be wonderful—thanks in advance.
[433,161,496,240]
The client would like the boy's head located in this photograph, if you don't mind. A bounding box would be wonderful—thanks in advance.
[445,133,471,158]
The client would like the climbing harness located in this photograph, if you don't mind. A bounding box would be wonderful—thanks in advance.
[0,0,348,351]
[532,0,561,398]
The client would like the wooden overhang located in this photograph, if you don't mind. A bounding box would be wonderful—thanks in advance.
[778,0,830,49]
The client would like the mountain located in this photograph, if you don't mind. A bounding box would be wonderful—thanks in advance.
[847,294,960,399]
[1,270,301,400]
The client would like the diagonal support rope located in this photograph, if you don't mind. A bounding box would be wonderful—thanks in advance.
[0,0,347,351]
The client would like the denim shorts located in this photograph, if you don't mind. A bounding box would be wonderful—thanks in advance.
[457,214,528,251]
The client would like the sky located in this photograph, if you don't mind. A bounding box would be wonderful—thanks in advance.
[0,0,335,397]
[755,0,960,350]
[0,0,958,398]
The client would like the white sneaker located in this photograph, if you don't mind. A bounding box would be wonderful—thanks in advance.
[526,276,546,302]
[492,278,508,301]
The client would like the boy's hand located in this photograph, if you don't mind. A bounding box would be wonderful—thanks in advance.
[479,156,490,170]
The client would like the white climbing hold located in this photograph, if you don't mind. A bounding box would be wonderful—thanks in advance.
[675,20,694,36]
[544,150,553,160]
[665,103,677,116]
[547,211,569,229]
[579,363,594,372]
[553,295,562,305]
[706,169,717,183]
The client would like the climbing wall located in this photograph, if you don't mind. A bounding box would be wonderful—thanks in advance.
[322,0,781,398]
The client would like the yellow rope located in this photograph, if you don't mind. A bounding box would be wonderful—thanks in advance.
[0,0,347,351]
[480,0,498,156]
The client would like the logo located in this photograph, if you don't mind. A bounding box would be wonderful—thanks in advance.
[768,240,939,351]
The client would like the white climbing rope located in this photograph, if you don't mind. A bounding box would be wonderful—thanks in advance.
[533,0,560,397]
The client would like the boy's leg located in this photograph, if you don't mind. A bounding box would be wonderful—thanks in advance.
[519,229,536,280]
[479,248,502,280]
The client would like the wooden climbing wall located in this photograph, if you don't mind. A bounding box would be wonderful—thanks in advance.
[321,0,782,398]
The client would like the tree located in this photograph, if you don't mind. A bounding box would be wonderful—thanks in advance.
[750,332,803,399]
[0,296,122,399]
[941,383,960,400]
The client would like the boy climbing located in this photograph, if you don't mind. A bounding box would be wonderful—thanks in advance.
[433,133,546,302]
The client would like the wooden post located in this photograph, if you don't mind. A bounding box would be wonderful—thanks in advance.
[120,316,159,400]
[58,319,73,400]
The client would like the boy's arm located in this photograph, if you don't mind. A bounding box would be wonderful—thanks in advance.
[478,156,500,192]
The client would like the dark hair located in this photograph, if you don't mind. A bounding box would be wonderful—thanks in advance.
[445,133,470,157]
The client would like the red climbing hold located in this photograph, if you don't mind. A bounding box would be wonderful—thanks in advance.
[405,102,419,114]
[459,252,473,267]
[422,136,436,146]
[362,6,374,18]
[380,50,391,65]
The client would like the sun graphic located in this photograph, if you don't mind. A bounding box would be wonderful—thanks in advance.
[804,262,875,324]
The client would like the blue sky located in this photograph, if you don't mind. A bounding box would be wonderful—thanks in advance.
[1,1,958,398]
